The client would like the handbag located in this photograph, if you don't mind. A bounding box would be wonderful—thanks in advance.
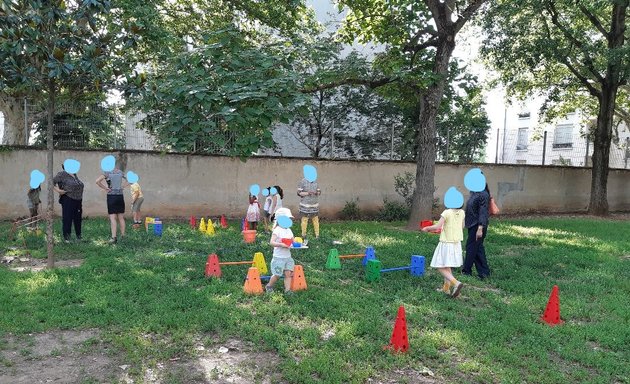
[489,197,500,215]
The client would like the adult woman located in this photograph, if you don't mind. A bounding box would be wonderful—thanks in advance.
[463,184,491,279]
[53,164,84,242]
[96,168,128,244]
[269,185,284,221]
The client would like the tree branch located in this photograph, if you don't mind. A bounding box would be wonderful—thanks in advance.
[453,0,488,34]
[578,4,608,38]
[545,2,605,84]
[404,26,438,52]
[301,77,394,93]
[404,36,439,53]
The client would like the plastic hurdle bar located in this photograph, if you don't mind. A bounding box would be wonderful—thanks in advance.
[365,256,425,282]
[205,252,267,277]
[326,247,376,269]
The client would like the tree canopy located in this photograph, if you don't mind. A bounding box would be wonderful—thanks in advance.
[482,0,629,214]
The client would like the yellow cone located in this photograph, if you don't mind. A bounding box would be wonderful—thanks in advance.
[199,218,206,232]
[206,219,215,236]
[252,252,267,275]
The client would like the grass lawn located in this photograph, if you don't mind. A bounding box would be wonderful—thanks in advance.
[0,216,629,383]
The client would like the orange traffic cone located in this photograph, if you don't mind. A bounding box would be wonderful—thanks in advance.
[220,215,228,229]
[385,306,410,353]
[541,285,564,326]
[290,265,307,291]
[205,254,222,278]
[243,267,263,295]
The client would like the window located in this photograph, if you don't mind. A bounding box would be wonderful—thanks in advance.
[518,112,531,119]
[552,157,572,166]
[516,128,528,150]
[516,159,527,164]
[553,124,573,148]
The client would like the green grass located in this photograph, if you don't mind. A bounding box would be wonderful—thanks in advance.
[1,217,629,383]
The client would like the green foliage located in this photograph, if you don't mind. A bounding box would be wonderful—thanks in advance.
[339,198,361,220]
[394,171,415,207]
[131,28,309,156]
[1,217,629,383]
[377,198,410,221]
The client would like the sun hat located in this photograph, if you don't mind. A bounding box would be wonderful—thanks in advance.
[275,207,294,218]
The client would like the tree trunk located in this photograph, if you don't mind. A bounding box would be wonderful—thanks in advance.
[589,85,618,215]
[46,80,56,268]
[407,36,455,229]
[0,96,26,145]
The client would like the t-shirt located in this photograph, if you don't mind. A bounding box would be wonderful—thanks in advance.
[130,183,143,199]
[104,170,125,195]
[53,171,84,201]
[298,178,320,215]
[272,226,293,258]
[439,209,465,243]
[263,196,272,213]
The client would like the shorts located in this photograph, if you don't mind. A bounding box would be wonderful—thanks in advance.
[263,210,271,219]
[107,194,125,214]
[131,197,144,213]
[299,211,319,219]
[270,257,295,277]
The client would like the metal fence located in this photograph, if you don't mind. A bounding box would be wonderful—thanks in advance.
[3,99,629,168]
[494,127,630,169]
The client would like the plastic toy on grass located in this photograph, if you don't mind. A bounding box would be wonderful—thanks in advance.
[205,252,268,278]
[325,247,376,270]
[242,230,257,243]
[366,256,425,282]
[258,265,308,292]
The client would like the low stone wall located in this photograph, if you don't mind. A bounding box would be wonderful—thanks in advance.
[1,148,629,219]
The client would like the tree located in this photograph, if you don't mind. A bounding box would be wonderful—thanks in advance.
[337,0,488,227]
[0,0,128,267]
[481,0,629,215]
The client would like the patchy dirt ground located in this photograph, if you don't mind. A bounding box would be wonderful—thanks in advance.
[1,255,84,272]
[0,331,286,384]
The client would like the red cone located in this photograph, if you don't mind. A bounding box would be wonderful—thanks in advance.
[190,216,197,229]
[541,285,564,326]
[205,254,222,278]
[220,215,228,229]
[385,306,409,353]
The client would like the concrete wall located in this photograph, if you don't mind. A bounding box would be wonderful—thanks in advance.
[1,148,629,219]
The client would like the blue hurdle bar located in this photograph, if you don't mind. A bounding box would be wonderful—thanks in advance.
[380,266,411,273]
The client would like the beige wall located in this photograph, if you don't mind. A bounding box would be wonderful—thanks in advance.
[1,148,629,219]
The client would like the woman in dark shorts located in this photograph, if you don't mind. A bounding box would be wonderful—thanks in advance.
[96,168,129,244]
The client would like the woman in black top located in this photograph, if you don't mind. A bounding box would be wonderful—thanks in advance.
[463,184,491,279]
[52,164,84,242]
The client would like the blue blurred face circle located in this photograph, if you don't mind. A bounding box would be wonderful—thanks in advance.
[100,155,115,172]
[303,164,317,182]
[64,159,81,174]
[30,169,45,189]
[277,215,293,228]
[249,184,260,196]
[464,168,486,192]
[270,187,278,195]
[126,171,139,183]
[444,186,464,208]
[262,188,270,196]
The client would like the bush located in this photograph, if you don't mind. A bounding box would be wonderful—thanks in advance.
[378,198,410,221]
[394,171,415,208]
[339,199,361,220]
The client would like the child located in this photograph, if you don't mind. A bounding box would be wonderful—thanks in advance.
[26,186,41,229]
[130,181,144,225]
[246,194,260,230]
[422,190,466,298]
[265,207,295,294]
[262,187,273,232]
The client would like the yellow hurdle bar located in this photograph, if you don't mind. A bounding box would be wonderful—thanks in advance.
[219,261,254,266]
[338,254,365,259]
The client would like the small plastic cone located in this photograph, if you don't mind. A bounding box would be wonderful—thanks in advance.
[541,285,564,326]
[199,218,206,232]
[325,249,341,270]
[220,215,228,229]
[290,265,307,291]
[243,267,264,295]
[385,306,410,353]
[205,254,222,278]
[190,216,197,229]
[252,252,268,275]
[206,219,215,236]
